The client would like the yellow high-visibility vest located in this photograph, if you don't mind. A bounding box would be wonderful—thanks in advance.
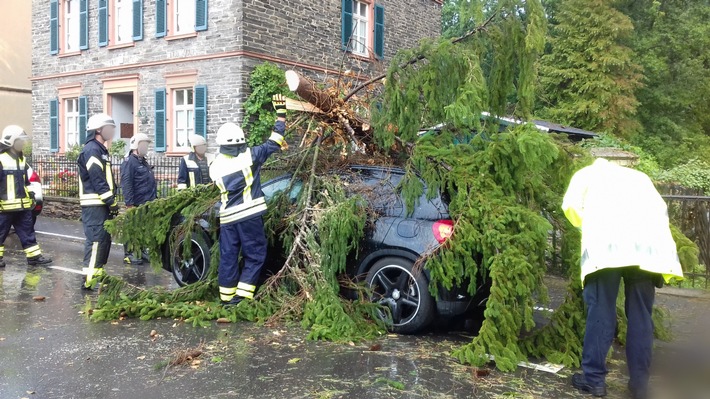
[562,158,684,284]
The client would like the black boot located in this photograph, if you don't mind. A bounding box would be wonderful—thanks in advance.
[0,256,5,268]
[572,373,607,397]
[221,297,245,307]
[27,255,52,266]
[628,382,648,399]
[123,253,143,265]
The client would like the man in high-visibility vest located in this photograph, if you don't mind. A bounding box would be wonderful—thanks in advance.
[177,134,214,190]
[77,113,118,290]
[563,158,684,399]
[0,125,52,268]
[209,95,288,305]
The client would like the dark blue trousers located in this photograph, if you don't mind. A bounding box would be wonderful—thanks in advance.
[0,210,41,257]
[218,216,267,301]
[582,266,656,392]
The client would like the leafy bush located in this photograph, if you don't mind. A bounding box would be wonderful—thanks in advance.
[242,62,291,145]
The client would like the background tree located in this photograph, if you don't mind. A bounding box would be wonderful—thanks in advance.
[537,0,643,138]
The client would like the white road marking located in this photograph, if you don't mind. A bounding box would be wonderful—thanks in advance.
[487,355,565,374]
[36,230,122,247]
[48,266,88,275]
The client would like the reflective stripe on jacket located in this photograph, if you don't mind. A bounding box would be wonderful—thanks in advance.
[77,139,116,207]
[562,158,684,284]
[209,132,283,225]
[0,152,33,212]
[177,152,215,190]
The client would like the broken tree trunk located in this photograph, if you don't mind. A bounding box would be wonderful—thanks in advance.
[285,70,342,114]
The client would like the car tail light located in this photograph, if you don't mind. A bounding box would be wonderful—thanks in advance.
[30,171,40,183]
[432,220,454,244]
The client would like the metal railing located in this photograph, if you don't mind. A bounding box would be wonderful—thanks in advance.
[26,154,183,202]
[660,185,710,289]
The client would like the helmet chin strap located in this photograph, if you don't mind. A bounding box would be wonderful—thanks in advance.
[219,144,247,157]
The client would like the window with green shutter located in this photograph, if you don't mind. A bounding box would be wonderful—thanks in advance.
[156,0,167,37]
[50,0,59,55]
[341,0,353,51]
[132,0,144,41]
[195,0,208,31]
[79,0,89,50]
[194,85,207,137]
[374,4,385,59]
[49,99,59,152]
[155,89,167,152]
[78,96,88,145]
[98,0,108,47]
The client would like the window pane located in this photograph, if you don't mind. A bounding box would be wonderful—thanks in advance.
[176,110,186,128]
[187,110,194,128]
[187,89,194,105]
[175,90,185,106]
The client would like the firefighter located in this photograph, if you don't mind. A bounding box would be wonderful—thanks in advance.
[177,134,214,190]
[563,158,684,399]
[0,125,52,268]
[120,133,157,265]
[77,113,118,290]
[210,94,288,305]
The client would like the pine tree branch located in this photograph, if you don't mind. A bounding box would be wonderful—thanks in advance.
[343,12,499,102]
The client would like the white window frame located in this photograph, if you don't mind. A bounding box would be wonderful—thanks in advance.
[64,98,80,148]
[352,0,369,56]
[173,88,194,152]
[174,0,196,35]
[64,0,81,52]
[114,0,133,45]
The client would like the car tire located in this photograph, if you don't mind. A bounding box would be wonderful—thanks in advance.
[365,257,435,334]
[171,230,212,287]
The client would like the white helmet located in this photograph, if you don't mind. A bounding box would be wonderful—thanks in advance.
[130,133,152,150]
[1,125,29,147]
[189,134,207,147]
[87,113,116,131]
[216,123,246,146]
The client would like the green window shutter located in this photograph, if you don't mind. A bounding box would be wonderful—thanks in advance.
[154,89,167,152]
[374,4,385,59]
[341,0,353,51]
[49,99,59,152]
[132,0,144,41]
[156,0,167,38]
[194,85,207,138]
[50,0,59,55]
[78,96,88,145]
[98,0,108,47]
[195,0,208,31]
[79,0,89,50]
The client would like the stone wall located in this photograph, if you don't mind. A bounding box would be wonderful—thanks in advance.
[41,196,82,221]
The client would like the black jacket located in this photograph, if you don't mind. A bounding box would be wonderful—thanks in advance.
[77,136,116,207]
[120,153,157,207]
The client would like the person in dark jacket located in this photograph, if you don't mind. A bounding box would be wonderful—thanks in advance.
[0,125,52,268]
[177,134,214,190]
[77,113,118,290]
[210,94,288,306]
[120,133,157,265]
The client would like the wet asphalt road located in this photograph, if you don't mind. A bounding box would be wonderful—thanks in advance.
[1,217,709,399]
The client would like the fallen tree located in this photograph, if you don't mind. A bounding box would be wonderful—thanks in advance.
[94,0,697,372]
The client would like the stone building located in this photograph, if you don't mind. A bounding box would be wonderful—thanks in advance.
[1,0,32,137]
[30,0,442,155]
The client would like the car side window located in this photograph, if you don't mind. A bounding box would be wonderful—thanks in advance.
[262,177,302,203]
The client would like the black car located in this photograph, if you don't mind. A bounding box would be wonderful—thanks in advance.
[161,165,489,333]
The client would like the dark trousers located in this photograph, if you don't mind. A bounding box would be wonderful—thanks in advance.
[0,210,41,258]
[82,206,112,269]
[218,216,267,301]
[582,267,656,391]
